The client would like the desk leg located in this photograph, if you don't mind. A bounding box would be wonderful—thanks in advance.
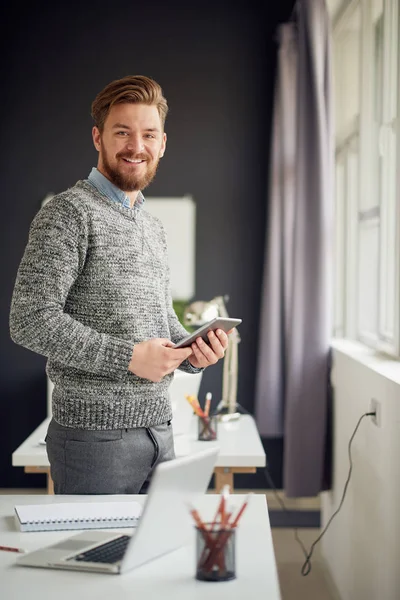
[214,468,233,492]
[47,472,54,494]
[24,467,54,495]
[213,467,257,493]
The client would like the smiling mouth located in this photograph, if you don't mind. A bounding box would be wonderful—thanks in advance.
[121,157,145,164]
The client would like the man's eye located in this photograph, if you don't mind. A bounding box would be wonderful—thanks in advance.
[117,131,128,136]
[144,134,155,139]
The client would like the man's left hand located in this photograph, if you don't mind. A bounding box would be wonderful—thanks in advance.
[188,328,230,369]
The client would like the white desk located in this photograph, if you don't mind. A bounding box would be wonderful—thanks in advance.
[0,493,281,600]
[12,415,266,493]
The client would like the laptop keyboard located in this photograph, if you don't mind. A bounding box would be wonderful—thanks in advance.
[69,535,131,564]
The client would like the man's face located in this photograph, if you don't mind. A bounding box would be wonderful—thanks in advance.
[92,102,166,193]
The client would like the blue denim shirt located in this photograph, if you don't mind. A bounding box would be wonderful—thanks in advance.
[87,167,144,209]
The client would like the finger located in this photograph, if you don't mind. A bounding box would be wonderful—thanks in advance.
[163,340,176,348]
[206,331,226,358]
[189,343,207,367]
[212,329,229,350]
[160,338,177,347]
[169,346,193,361]
[193,337,218,364]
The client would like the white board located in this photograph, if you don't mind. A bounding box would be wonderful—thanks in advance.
[145,195,196,301]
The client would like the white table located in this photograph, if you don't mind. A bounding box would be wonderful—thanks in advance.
[0,493,281,600]
[12,415,266,493]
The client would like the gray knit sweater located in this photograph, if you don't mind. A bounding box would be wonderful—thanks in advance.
[10,180,200,429]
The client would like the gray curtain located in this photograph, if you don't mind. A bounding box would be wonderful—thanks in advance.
[255,0,333,497]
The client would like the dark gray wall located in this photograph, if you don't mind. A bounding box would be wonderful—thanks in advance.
[1,1,294,488]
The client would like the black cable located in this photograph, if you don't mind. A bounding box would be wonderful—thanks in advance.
[263,462,311,565]
[262,411,376,576]
[237,403,376,576]
[236,403,312,566]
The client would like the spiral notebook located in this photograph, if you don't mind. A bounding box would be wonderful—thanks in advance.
[14,501,142,532]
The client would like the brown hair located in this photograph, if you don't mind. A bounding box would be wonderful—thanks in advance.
[91,75,168,132]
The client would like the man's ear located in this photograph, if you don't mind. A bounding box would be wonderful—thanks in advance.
[92,126,101,152]
[160,132,167,158]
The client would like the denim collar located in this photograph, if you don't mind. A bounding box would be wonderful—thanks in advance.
[87,167,144,209]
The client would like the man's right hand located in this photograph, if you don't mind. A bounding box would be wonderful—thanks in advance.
[128,339,193,382]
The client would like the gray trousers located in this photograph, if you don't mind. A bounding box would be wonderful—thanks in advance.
[45,418,175,495]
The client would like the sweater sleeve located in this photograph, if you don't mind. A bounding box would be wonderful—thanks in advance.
[9,196,133,379]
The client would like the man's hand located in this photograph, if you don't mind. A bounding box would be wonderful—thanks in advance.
[188,328,230,369]
[128,339,193,382]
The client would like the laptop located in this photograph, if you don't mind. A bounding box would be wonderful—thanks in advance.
[16,446,219,574]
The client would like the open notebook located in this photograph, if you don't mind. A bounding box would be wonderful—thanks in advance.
[15,501,142,532]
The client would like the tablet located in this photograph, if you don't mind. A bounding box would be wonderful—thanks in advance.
[173,317,242,349]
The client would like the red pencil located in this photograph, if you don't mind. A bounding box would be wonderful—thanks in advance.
[185,395,206,418]
[202,493,252,572]
[187,503,214,547]
[230,493,253,528]
[210,484,230,529]
[0,545,25,553]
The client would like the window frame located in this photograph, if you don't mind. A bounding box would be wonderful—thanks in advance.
[332,0,400,357]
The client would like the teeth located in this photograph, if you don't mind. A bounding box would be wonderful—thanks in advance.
[124,158,142,163]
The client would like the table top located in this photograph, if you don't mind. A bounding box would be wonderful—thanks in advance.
[0,493,281,600]
[12,414,266,469]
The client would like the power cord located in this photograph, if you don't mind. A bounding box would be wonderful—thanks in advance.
[236,404,376,576]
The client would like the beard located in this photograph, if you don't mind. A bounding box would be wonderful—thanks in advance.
[100,141,161,192]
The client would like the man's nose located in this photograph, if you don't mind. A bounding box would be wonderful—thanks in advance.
[126,135,144,153]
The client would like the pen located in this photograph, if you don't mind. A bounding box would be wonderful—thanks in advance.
[204,392,212,417]
[0,545,26,554]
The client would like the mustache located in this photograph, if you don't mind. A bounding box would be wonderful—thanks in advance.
[117,152,148,161]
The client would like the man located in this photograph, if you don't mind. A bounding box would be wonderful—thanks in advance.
[10,75,228,494]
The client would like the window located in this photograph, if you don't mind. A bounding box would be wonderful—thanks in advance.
[333,2,362,340]
[332,0,399,356]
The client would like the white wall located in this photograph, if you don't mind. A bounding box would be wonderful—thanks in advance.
[321,340,400,600]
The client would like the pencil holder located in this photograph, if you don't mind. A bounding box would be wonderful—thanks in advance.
[195,524,236,582]
[197,415,218,441]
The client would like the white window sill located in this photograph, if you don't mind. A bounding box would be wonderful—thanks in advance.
[330,338,400,386]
